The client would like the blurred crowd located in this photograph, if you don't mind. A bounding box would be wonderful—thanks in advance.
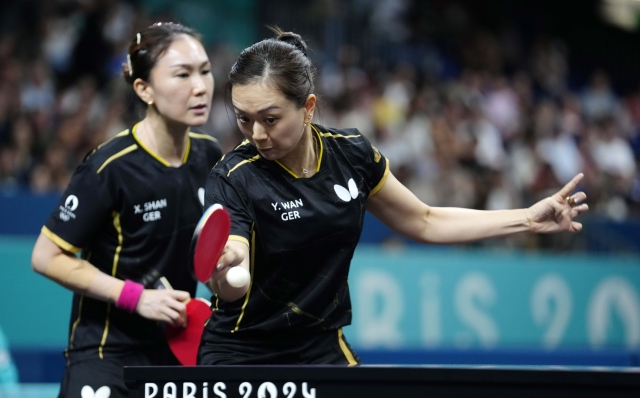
[1,0,639,229]
[319,56,640,223]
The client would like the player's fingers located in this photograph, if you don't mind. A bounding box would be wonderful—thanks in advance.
[225,248,243,268]
[165,295,187,313]
[549,196,566,213]
[164,298,188,327]
[168,289,191,302]
[571,221,582,232]
[570,203,589,218]
[160,297,187,326]
[214,247,228,271]
[161,305,184,327]
[569,191,587,205]
[557,173,583,198]
[142,296,175,323]
[216,244,241,270]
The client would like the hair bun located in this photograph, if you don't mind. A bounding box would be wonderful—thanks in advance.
[278,32,307,57]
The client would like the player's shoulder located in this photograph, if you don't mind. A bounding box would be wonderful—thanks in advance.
[211,139,260,179]
[314,124,363,141]
[314,124,375,159]
[188,129,220,148]
[188,129,222,164]
[82,127,138,174]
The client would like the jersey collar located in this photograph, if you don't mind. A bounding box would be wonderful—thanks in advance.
[274,124,324,178]
[131,122,191,167]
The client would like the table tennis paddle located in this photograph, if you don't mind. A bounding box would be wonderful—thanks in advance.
[164,297,211,366]
[146,272,212,366]
[190,204,231,283]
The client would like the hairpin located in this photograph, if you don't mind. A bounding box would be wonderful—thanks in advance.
[127,54,133,77]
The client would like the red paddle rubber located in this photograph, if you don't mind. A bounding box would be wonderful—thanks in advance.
[165,298,212,366]
[191,204,231,283]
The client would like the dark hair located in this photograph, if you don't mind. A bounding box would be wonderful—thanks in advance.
[122,22,201,85]
[228,27,315,108]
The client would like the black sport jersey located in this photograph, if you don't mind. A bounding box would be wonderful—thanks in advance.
[203,124,388,338]
[42,123,222,360]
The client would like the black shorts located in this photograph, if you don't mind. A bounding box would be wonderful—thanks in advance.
[197,328,360,365]
[58,343,179,398]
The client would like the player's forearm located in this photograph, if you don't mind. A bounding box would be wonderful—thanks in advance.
[32,233,125,302]
[422,207,530,244]
[33,252,124,303]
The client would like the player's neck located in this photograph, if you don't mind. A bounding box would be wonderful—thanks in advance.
[138,116,189,167]
[279,126,318,178]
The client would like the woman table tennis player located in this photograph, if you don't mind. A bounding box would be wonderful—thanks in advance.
[31,23,221,397]
[199,28,588,365]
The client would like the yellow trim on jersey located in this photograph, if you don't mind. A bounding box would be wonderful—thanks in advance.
[232,225,255,333]
[110,212,123,277]
[235,139,251,149]
[369,158,390,197]
[228,235,250,248]
[273,160,298,178]
[86,129,131,159]
[287,302,321,320]
[227,155,261,177]
[189,132,219,142]
[132,123,170,166]
[182,134,191,163]
[41,226,82,253]
[312,125,324,173]
[211,154,224,171]
[338,328,358,366]
[68,295,84,349]
[96,144,138,174]
[320,133,361,139]
[97,129,130,150]
[132,123,191,166]
[99,212,123,359]
[275,126,325,178]
[99,306,112,360]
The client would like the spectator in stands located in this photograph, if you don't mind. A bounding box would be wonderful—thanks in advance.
[0,0,636,246]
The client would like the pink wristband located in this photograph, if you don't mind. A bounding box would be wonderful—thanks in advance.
[115,280,144,313]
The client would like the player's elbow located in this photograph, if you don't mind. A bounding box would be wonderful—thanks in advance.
[31,233,59,275]
[399,209,434,245]
[31,246,48,275]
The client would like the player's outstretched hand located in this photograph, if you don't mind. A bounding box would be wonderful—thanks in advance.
[135,289,190,327]
[209,243,245,282]
[525,173,589,234]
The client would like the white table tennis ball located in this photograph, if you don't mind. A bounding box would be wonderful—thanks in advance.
[226,266,250,288]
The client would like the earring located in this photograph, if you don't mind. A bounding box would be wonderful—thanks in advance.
[148,101,153,106]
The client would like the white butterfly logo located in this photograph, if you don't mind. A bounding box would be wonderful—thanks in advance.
[334,178,359,202]
[81,385,111,398]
